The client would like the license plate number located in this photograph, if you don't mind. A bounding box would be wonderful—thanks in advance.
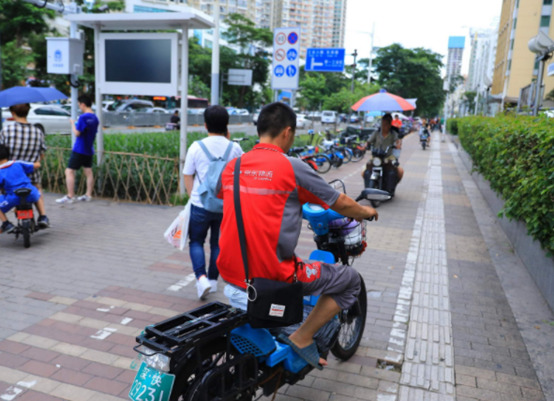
[16,209,33,219]
[129,362,175,401]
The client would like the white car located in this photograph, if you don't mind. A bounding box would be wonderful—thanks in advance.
[321,110,337,124]
[296,113,308,129]
[2,104,71,135]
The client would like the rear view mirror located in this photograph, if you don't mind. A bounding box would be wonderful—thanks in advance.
[355,188,392,202]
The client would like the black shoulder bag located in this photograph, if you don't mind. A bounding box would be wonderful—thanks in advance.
[233,157,304,328]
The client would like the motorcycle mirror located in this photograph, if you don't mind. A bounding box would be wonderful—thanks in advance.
[357,188,392,202]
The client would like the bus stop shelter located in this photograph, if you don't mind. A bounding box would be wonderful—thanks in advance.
[65,12,213,194]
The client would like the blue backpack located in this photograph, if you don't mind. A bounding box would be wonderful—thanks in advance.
[196,140,233,213]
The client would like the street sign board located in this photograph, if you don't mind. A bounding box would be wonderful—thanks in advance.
[228,69,253,86]
[305,48,345,72]
[548,62,554,77]
[272,27,300,90]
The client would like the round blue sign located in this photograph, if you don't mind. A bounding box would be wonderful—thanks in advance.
[287,49,298,61]
[286,65,297,77]
[274,65,285,77]
[288,32,298,45]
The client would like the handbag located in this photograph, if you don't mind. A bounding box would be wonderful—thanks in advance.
[233,157,304,328]
[163,201,191,251]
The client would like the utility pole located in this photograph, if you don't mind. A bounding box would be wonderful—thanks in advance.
[210,0,220,105]
[350,49,358,93]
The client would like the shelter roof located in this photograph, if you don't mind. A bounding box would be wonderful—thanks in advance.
[66,12,213,31]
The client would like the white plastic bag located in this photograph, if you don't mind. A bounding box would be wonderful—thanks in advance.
[163,202,191,251]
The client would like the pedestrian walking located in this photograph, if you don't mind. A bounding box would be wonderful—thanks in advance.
[0,103,50,227]
[183,105,243,299]
[56,95,99,204]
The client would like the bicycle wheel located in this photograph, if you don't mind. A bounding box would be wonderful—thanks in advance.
[337,148,352,164]
[21,221,31,248]
[309,154,331,174]
[351,147,365,162]
[331,274,367,360]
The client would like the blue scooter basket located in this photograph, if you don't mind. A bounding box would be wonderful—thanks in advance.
[230,324,276,357]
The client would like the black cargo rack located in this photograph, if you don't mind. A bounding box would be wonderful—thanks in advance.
[135,302,247,356]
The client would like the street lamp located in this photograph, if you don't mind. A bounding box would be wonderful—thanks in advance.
[527,31,554,116]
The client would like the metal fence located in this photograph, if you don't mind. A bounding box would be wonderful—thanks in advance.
[43,147,180,205]
[102,112,253,127]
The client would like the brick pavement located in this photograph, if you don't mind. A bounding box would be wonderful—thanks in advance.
[0,131,551,400]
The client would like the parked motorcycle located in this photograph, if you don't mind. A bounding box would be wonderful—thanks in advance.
[357,147,399,208]
[129,185,389,401]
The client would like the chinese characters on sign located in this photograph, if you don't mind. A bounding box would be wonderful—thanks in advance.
[272,27,300,90]
[305,48,345,72]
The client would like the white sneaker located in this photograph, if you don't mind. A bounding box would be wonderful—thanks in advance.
[77,195,92,202]
[196,276,212,300]
[56,195,74,204]
[209,280,218,293]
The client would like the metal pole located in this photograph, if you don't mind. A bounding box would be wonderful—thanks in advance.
[70,22,79,148]
[533,56,546,116]
[94,25,104,165]
[210,0,220,105]
[350,49,357,93]
[179,25,189,196]
[367,23,374,84]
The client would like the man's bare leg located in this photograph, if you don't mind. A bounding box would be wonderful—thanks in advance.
[65,168,76,198]
[83,167,94,197]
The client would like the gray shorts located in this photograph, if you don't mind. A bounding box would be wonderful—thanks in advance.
[302,262,361,310]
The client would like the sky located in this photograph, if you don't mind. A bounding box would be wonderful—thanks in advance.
[344,0,502,76]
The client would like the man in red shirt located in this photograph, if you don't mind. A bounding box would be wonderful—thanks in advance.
[217,102,377,369]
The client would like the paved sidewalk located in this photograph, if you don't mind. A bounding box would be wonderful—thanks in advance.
[0,132,552,401]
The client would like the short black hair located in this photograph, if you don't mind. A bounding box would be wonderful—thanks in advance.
[257,102,296,138]
[78,95,92,108]
[0,144,10,160]
[204,105,229,135]
[382,113,393,122]
[9,103,30,118]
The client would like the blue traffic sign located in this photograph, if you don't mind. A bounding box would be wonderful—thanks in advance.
[287,48,298,61]
[286,65,297,77]
[305,48,345,72]
[288,32,298,45]
[274,65,285,77]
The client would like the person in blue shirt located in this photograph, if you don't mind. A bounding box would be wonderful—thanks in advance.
[0,145,44,233]
[56,95,99,204]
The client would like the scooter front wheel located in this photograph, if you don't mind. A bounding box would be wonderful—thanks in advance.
[368,180,381,208]
[331,274,367,360]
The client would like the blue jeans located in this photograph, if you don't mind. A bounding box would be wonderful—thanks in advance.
[189,204,222,280]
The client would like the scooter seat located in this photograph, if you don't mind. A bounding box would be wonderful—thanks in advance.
[14,188,31,197]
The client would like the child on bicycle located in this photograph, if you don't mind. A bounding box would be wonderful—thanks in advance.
[0,145,46,233]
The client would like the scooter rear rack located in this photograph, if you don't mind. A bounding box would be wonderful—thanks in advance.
[135,302,247,356]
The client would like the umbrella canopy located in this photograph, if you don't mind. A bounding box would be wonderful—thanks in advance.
[0,86,68,108]
[351,89,416,112]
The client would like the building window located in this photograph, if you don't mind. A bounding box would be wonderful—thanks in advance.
[510,39,514,50]
[540,15,550,27]
[544,0,552,5]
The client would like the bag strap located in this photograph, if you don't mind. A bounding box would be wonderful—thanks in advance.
[233,157,251,286]
[197,140,216,162]
[222,141,233,160]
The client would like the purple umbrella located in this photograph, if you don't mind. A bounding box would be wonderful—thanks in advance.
[0,86,68,108]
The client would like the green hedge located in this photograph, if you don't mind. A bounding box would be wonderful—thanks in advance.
[446,118,459,135]
[457,115,554,255]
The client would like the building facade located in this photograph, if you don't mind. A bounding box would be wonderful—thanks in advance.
[446,36,465,80]
[492,0,554,106]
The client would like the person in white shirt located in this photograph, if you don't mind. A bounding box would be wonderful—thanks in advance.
[183,105,243,299]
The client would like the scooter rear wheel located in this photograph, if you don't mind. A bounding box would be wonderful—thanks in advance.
[331,274,367,360]
[21,220,31,248]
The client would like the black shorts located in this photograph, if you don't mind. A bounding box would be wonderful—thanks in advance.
[67,152,93,169]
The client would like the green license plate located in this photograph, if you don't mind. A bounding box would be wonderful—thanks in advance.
[129,361,175,401]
